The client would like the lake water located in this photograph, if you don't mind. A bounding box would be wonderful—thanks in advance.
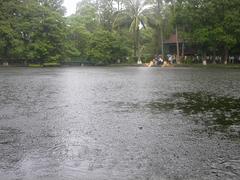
[0,67,240,180]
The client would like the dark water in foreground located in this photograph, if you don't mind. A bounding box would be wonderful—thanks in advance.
[0,67,240,180]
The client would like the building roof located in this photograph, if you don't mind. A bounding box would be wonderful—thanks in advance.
[164,34,183,44]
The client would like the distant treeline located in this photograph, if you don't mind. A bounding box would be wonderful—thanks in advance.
[0,0,240,65]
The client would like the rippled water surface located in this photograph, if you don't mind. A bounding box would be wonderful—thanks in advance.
[0,67,240,180]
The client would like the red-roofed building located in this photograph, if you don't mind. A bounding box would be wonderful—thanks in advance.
[164,34,183,44]
[164,34,196,56]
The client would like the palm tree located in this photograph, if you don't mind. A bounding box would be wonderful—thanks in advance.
[123,0,149,63]
[147,0,165,56]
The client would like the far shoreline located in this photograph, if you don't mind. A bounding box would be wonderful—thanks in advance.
[1,63,240,69]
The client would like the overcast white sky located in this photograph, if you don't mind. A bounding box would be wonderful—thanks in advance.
[63,0,80,16]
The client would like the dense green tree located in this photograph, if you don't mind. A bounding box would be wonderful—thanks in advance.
[0,0,22,61]
[76,0,99,31]
[65,16,90,58]
[176,0,240,64]
[1,0,239,65]
[65,0,130,65]
[0,0,67,64]
[98,0,115,31]
[38,0,65,14]
[86,30,128,64]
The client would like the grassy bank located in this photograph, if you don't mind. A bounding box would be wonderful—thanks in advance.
[2,63,240,69]
[28,63,61,67]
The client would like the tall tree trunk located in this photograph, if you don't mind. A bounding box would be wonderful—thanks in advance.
[202,51,207,65]
[224,46,228,65]
[136,28,142,64]
[213,49,216,64]
[96,0,100,23]
[117,0,120,11]
[155,27,161,54]
[176,25,180,64]
[181,41,184,58]
[133,29,137,58]
[4,41,10,63]
[161,27,164,59]
[134,27,140,63]
[157,0,162,55]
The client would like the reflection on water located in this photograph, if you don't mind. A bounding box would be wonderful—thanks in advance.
[148,92,240,137]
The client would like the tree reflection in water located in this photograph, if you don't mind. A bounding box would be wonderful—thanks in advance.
[147,92,240,137]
